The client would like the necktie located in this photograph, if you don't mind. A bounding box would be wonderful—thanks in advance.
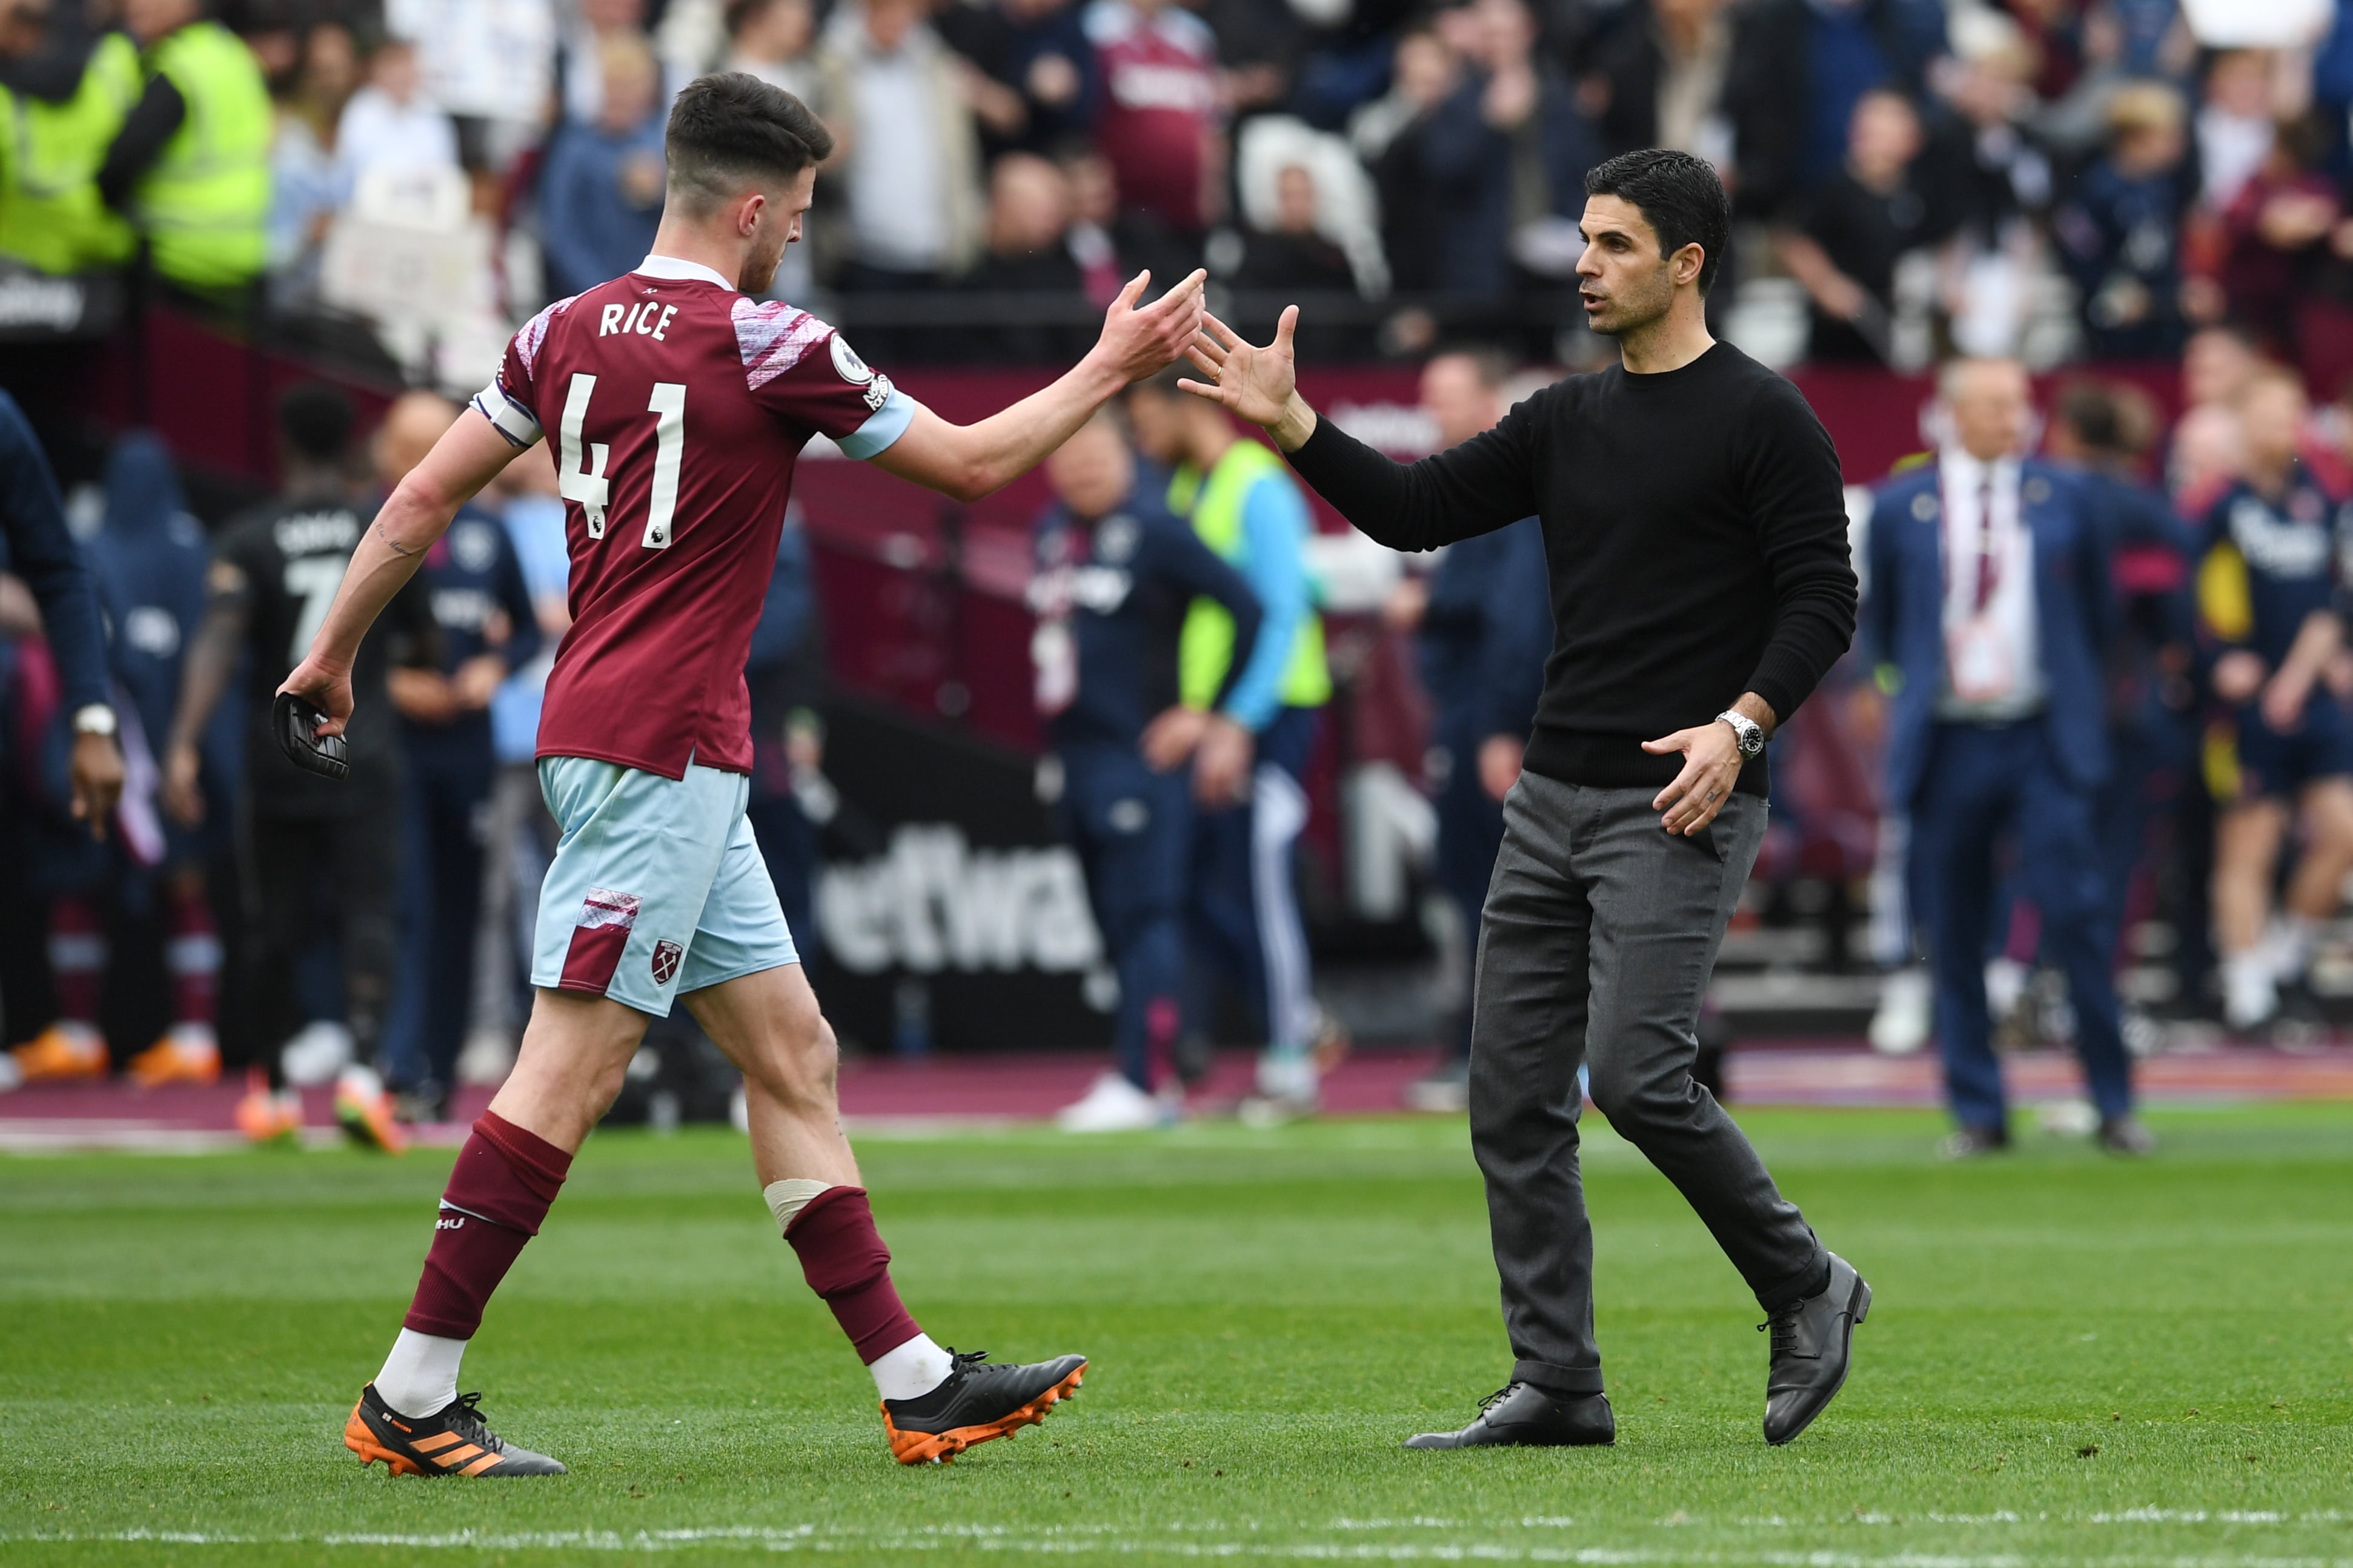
[1973,478,1998,614]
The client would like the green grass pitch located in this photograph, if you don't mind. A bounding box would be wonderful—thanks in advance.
[1,1104,2348,1566]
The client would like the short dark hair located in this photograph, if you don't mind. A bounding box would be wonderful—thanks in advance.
[277,382,356,464]
[665,71,834,213]
[2053,379,2122,454]
[1582,148,1731,296]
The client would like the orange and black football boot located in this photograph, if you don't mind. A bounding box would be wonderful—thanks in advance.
[12,1021,108,1083]
[345,1384,566,1477]
[880,1349,1086,1465]
[334,1067,407,1154]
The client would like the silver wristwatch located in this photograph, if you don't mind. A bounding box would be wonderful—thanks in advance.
[1716,709,1764,757]
[71,703,117,739]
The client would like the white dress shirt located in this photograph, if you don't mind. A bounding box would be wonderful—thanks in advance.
[1934,448,2046,722]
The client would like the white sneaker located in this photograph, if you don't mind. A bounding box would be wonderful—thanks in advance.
[1238,1051,1320,1126]
[1983,958,2029,1029]
[2222,953,2277,1033]
[280,1020,354,1087]
[456,1027,517,1087]
[1868,968,1931,1056]
[1055,1071,1170,1133]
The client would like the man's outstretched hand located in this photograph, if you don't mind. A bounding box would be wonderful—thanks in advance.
[1090,268,1210,385]
[1178,309,1318,450]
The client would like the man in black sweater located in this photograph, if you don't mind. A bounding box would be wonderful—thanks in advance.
[1180,149,1868,1449]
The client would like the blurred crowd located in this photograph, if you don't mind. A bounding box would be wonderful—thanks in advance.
[12,0,2353,378]
[13,0,2353,1143]
[9,313,2353,1141]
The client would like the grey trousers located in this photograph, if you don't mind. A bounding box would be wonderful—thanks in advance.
[1469,774,1828,1396]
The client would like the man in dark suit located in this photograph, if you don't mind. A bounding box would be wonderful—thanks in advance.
[1865,357,2149,1157]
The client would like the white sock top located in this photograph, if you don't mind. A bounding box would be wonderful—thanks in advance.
[868,1333,952,1401]
[375,1328,467,1418]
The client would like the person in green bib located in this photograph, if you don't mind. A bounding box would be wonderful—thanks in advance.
[0,1,141,276]
[1126,366,1334,1119]
[94,0,270,297]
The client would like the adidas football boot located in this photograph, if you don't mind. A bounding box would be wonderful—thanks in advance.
[880,1349,1086,1464]
[345,1384,566,1476]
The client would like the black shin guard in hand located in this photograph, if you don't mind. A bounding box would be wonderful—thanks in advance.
[273,692,349,781]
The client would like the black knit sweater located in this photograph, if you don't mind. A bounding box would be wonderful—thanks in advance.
[1287,342,1857,795]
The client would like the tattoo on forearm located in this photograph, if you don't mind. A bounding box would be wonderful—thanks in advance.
[376,517,422,557]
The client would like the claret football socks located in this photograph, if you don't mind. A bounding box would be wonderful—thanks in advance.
[880,1349,1089,1465]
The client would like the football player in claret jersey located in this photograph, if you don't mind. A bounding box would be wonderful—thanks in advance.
[279,72,1207,1473]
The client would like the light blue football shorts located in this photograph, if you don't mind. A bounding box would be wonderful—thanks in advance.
[529,754,799,1016]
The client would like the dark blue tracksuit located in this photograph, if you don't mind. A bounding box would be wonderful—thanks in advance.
[1030,487,1262,1091]
[746,515,823,960]
[85,435,233,876]
[1418,517,1553,1059]
[384,505,540,1097]
[1,392,110,908]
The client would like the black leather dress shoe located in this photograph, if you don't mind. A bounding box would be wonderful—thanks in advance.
[1761,1251,1870,1446]
[1405,1382,1615,1449]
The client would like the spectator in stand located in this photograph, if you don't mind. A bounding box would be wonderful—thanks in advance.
[1232,164,1356,296]
[559,0,666,127]
[1058,145,1134,307]
[96,0,273,298]
[2054,82,2192,361]
[1408,0,1596,304]
[2194,50,2283,221]
[1085,0,1221,263]
[811,0,984,353]
[1383,349,1552,1114]
[333,36,458,188]
[1778,88,1946,365]
[2195,368,2353,1034]
[1923,12,2051,359]
[379,392,540,1125]
[0,0,137,278]
[1583,0,1771,182]
[723,0,815,98]
[537,33,668,302]
[965,152,1093,363]
[1733,0,1946,215]
[2209,116,2337,359]
[267,22,359,296]
[1865,357,2143,1156]
[935,0,1100,162]
[1351,22,1460,298]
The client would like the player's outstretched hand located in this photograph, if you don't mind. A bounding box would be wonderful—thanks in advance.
[277,655,356,739]
[1092,268,1209,384]
[1178,308,1299,432]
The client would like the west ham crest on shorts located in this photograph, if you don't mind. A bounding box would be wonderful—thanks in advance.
[651,939,685,985]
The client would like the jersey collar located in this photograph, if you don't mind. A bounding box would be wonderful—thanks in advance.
[632,254,735,290]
